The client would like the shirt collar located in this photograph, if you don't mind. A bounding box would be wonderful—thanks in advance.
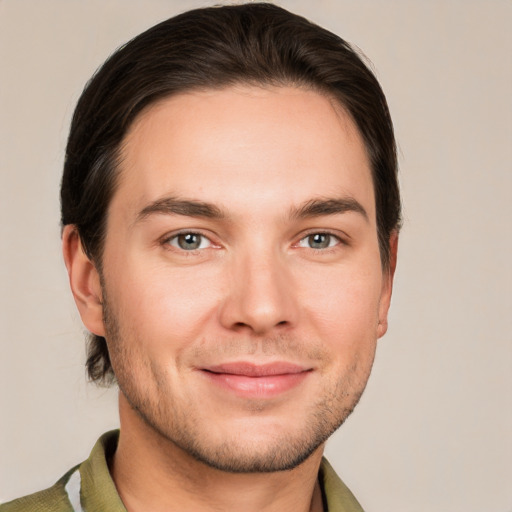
[79,430,364,512]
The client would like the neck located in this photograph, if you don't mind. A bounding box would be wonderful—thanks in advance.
[111,393,325,512]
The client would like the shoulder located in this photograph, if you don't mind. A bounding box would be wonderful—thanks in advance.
[1,430,122,512]
[0,466,78,512]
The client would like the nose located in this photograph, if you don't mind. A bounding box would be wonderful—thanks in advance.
[218,248,299,335]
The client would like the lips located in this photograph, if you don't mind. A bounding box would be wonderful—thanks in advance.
[200,362,311,398]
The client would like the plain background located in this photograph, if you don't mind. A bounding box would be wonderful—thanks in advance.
[1,1,511,510]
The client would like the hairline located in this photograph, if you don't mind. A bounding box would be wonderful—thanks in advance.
[90,80,391,270]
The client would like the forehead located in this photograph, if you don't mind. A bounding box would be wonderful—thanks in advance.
[114,85,375,222]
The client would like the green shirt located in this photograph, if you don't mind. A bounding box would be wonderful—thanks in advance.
[1,431,364,512]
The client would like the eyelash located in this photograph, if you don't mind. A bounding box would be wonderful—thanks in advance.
[161,231,214,253]
[160,229,347,255]
[295,230,346,252]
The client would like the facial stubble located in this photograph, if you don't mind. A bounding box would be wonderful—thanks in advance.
[101,284,376,473]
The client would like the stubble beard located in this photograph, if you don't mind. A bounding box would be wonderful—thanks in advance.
[101,289,376,474]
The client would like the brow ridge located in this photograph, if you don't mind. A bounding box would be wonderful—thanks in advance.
[291,197,368,221]
[136,197,225,222]
[135,195,368,225]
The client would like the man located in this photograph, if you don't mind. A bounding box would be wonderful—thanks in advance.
[2,3,400,511]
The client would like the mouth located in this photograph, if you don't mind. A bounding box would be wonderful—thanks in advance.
[199,362,312,398]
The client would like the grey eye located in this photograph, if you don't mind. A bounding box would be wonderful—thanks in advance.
[298,233,338,250]
[169,233,211,251]
[309,233,330,249]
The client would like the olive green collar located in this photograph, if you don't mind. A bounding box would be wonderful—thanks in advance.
[79,430,364,512]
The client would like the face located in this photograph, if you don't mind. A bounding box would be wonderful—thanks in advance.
[91,86,395,472]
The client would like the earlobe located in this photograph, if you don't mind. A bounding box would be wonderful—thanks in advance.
[62,225,105,337]
[377,231,399,339]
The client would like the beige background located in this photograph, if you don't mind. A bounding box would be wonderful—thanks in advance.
[1,1,511,510]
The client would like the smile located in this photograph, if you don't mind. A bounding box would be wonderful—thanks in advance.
[199,362,312,398]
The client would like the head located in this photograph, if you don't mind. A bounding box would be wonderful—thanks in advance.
[61,3,400,472]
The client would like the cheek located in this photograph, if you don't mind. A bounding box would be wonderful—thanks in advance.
[300,264,383,348]
[108,259,222,348]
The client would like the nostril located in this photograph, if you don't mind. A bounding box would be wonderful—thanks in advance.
[233,322,250,331]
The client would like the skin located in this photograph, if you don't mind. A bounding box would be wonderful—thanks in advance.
[63,85,397,512]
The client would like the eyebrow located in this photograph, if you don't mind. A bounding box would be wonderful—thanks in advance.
[291,197,369,222]
[135,195,368,224]
[136,197,226,222]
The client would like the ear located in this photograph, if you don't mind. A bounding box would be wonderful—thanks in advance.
[377,230,399,339]
[62,225,105,337]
